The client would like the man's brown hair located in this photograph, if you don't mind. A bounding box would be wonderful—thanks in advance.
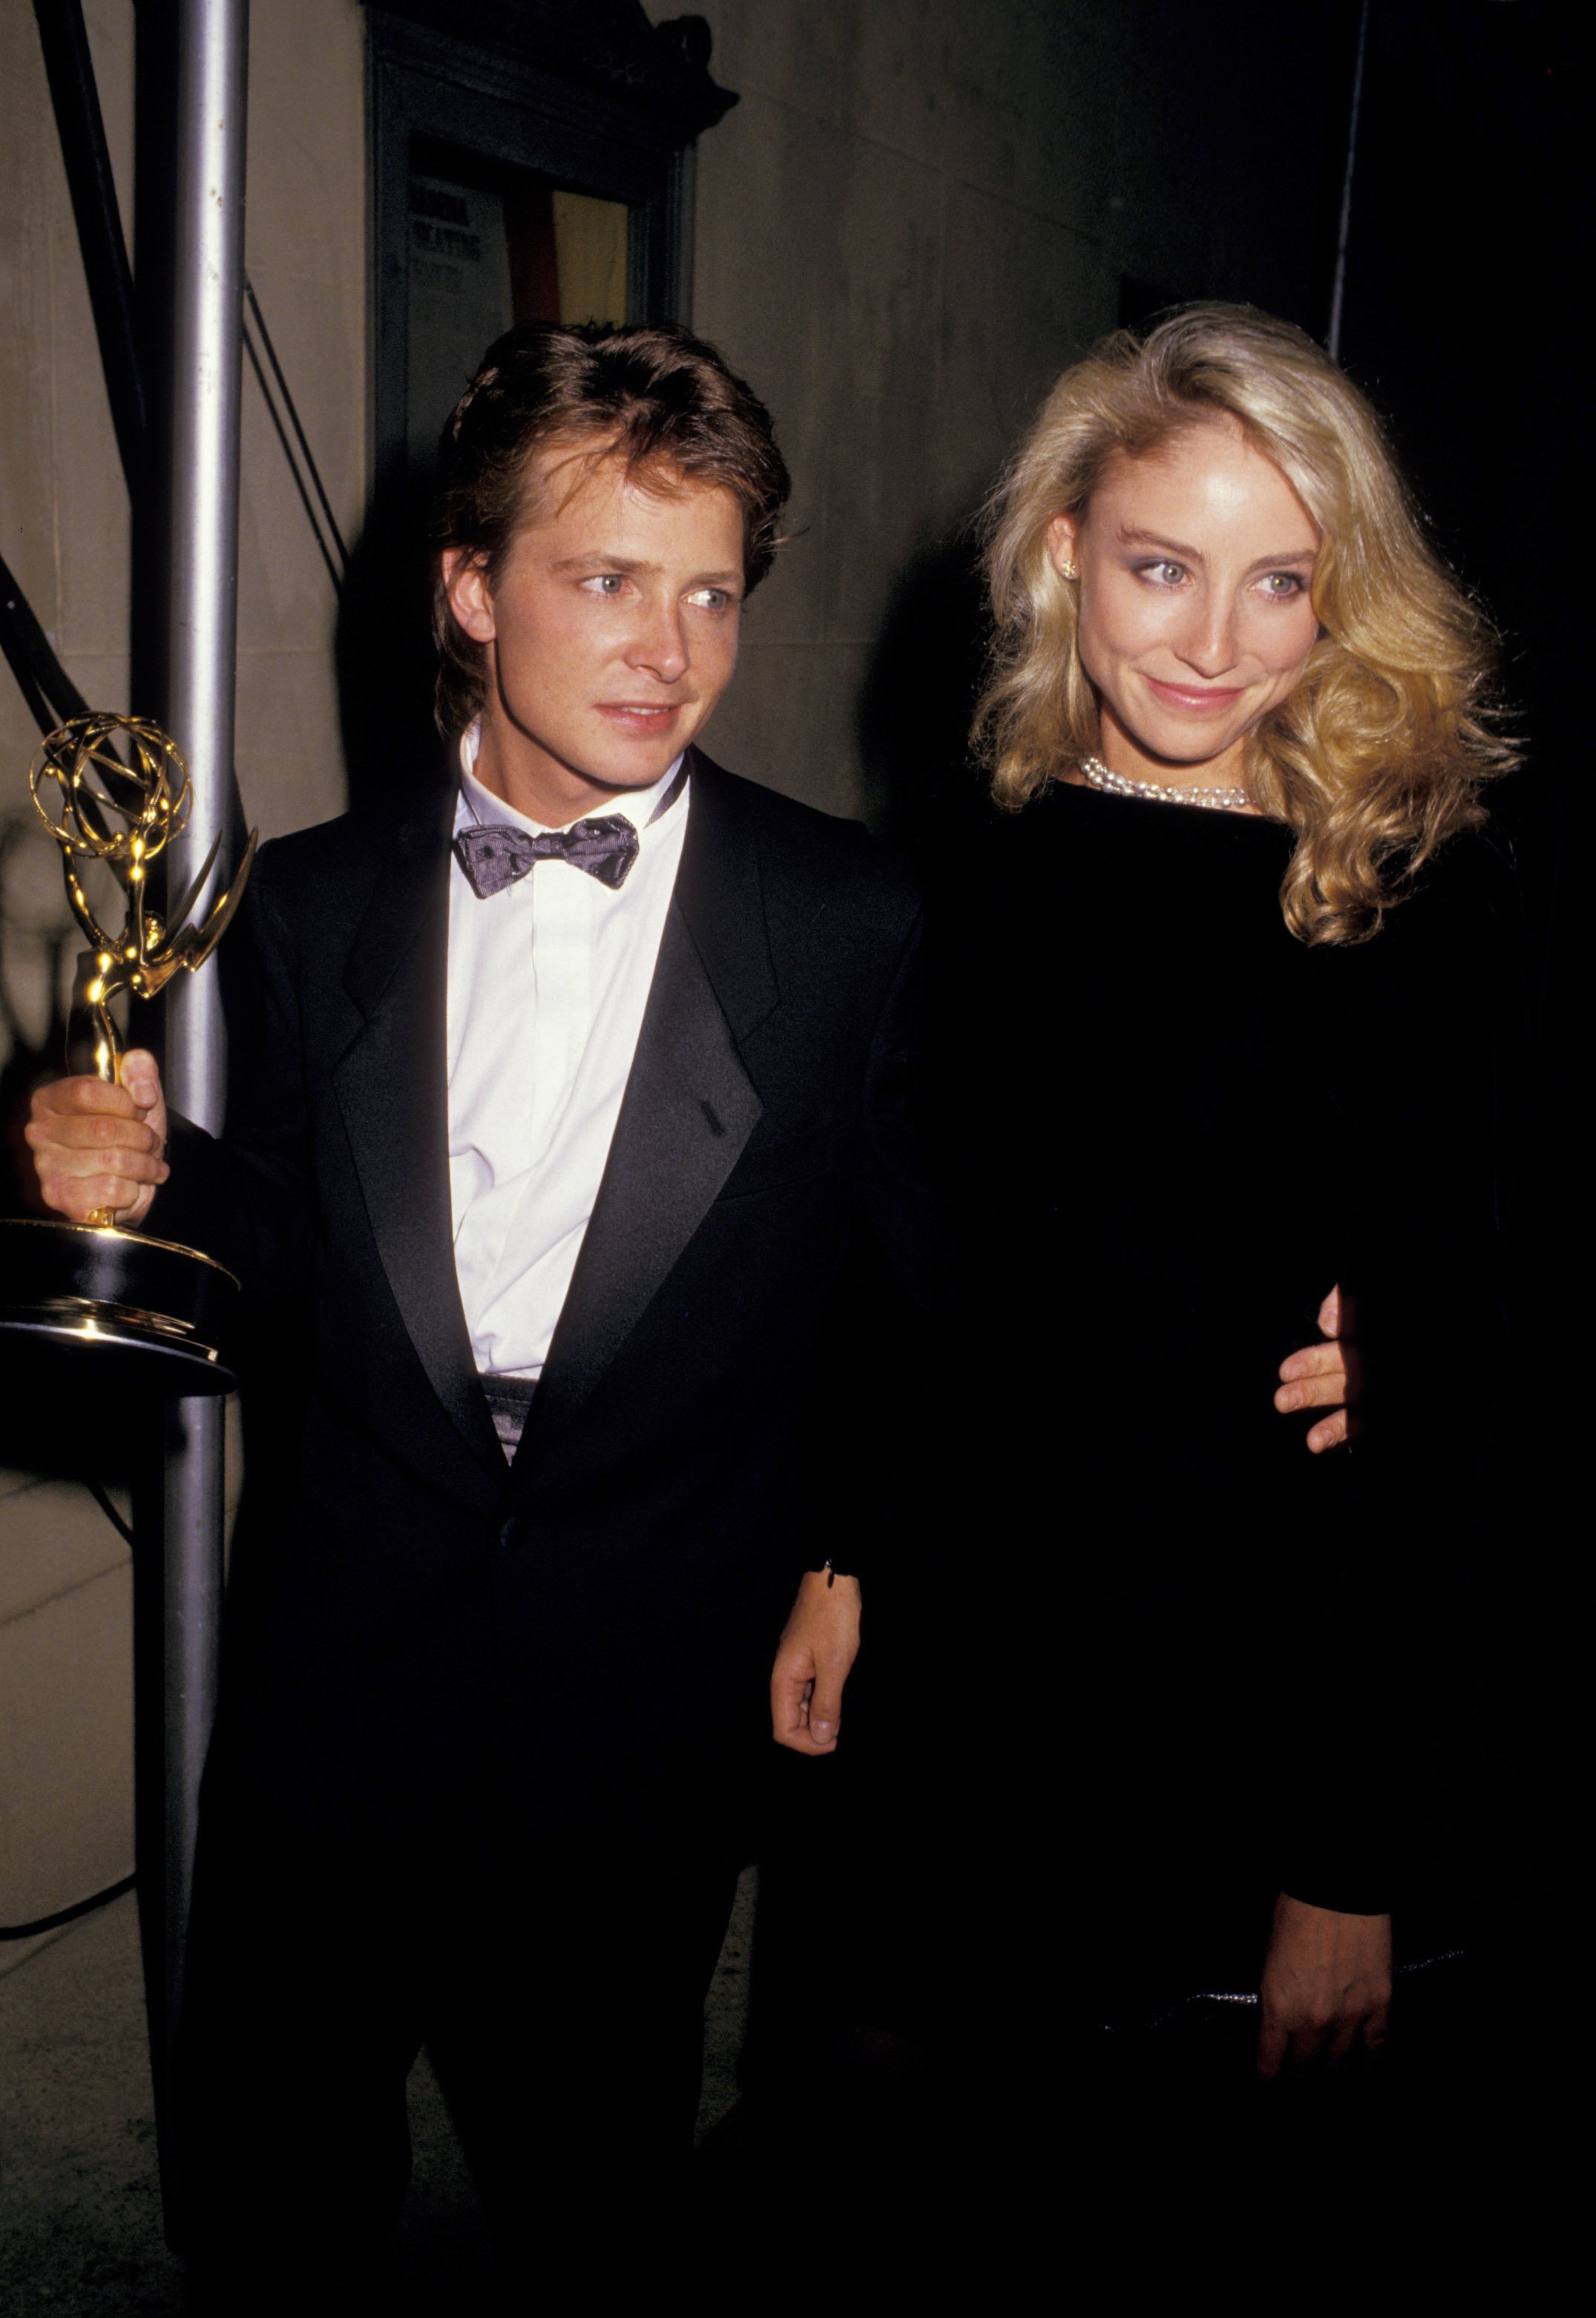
[430,321,790,740]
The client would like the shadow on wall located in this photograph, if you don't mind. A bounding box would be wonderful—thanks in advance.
[855,528,994,860]
[335,467,452,822]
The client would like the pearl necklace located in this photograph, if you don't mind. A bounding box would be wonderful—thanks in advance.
[1079,755,1253,814]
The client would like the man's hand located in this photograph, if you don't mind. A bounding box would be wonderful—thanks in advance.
[1275,1283,1351,1453]
[1257,1891,1392,2078]
[24,1049,168,1227]
[770,1568,862,1756]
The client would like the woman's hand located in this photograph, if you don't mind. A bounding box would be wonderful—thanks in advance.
[24,1050,169,1227]
[770,1569,861,1756]
[1257,1891,1392,2077]
[1275,1283,1353,1453]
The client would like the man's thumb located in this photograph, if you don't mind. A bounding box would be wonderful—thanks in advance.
[121,1049,162,1110]
[810,1677,842,1743]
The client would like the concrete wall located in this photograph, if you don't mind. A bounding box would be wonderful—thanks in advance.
[234,0,367,844]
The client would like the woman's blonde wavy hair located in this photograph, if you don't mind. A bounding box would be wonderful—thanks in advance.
[973,304,1517,944]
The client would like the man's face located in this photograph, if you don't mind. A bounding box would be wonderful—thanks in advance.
[444,443,746,813]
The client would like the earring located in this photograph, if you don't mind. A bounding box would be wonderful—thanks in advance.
[1060,559,1079,580]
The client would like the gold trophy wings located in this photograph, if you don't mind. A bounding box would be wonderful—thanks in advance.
[1,712,257,1392]
[30,712,257,1100]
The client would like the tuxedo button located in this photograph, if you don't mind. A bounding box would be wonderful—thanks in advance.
[499,1517,519,1549]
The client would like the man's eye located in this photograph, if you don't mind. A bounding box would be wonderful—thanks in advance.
[686,588,735,611]
[582,574,628,597]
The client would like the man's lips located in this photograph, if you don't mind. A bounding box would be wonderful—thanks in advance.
[596,701,691,729]
[1142,674,1247,713]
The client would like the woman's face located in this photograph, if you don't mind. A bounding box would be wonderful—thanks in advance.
[1049,418,1321,787]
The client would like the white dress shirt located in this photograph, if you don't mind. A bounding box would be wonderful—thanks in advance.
[447,723,689,1380]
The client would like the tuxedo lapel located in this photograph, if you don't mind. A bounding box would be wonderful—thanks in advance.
[334,789,504,1483]
[517,757,775,1454]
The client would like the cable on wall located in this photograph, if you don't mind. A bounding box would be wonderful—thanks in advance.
[243,277,348,592]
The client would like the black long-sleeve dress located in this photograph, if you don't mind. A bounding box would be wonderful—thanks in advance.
[922,778,1521,2031]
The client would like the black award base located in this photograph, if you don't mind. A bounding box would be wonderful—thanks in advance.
[0,1217,239,1394]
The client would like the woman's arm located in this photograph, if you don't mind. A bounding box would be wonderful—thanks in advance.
[1262,835,1525,2046]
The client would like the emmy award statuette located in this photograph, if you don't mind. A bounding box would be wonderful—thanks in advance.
[0,714,257,1392]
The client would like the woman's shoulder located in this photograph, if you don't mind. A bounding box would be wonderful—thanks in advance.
[1323,823,1526,1048]
[1373,824,1522,966]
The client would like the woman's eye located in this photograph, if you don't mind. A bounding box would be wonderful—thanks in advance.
[1138,561,1186,587]
[1260,571,1308,597]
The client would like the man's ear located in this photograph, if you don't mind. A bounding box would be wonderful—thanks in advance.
[442,548,496,644]
[1045,512,1080,575]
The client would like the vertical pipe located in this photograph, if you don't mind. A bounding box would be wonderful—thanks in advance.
[160,0,249,2224]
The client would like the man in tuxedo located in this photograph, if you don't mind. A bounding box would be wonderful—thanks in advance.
[27,323,927,2295]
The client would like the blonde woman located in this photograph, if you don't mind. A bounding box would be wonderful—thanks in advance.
[936,306,1517,2095]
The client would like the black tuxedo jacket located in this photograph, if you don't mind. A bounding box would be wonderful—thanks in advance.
[158,748,927,1856]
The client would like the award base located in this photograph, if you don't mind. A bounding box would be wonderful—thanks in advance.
[0,1216,239,1394]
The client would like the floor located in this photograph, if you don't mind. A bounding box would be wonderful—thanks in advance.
[0,1871,755,2315]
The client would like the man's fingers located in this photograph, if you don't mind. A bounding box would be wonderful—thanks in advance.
[26,1131,167,1180]
[25,1111,162,1158]
[1278,1341,1347,1385]
[1275,1372,1346,1415]
[1307,1409,1349,1454]
[37,1174,154,1226]
[771,1650,829,1754]
[769,1656,811,1733]
[24,1083,166,1230]
[807,1658,846,1746]
[769,1572,858,1758]
[769,1655,842,1755]
[1278,1316,1353,1448]
[33,1074,141,1120]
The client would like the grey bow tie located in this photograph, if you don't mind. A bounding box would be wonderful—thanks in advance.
[453,815,640,899]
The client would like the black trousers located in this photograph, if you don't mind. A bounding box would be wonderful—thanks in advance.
[180,1774,740,2310]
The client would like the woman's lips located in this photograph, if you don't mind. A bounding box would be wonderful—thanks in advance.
[1142,674,1246,713]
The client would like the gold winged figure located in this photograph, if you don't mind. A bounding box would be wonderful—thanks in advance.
[28,712,257,1089]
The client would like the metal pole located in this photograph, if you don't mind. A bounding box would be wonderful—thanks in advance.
[161,0,249,2222]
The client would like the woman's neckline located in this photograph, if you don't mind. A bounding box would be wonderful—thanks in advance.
[1057,766,1265,818]
[1046,773,1287,833]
